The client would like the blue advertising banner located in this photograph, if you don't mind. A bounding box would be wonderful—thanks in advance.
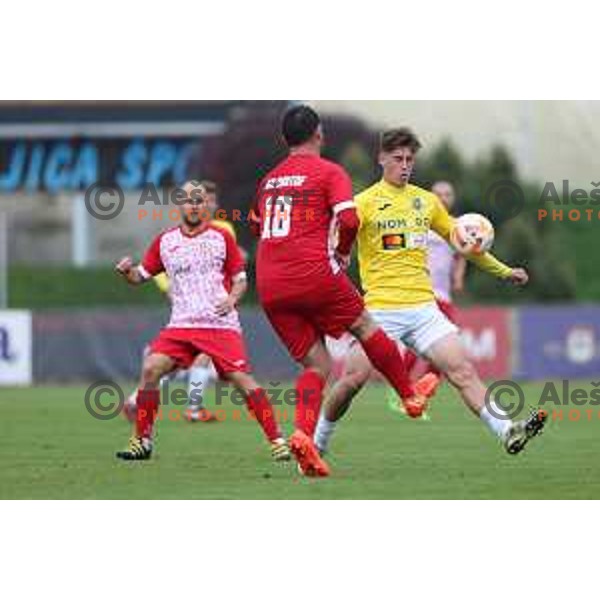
[516,306,600,379]
[0,101,239,192]
[32,307,297,383]
[0,138,199,192]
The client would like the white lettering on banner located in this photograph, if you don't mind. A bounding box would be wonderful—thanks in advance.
[566,326,595,364]
[0,311,32,385]
[460,328,496,361]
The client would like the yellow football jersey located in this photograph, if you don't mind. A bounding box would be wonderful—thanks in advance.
[211,218,236,238]
[152,219,237,294]
[355,179,512,309]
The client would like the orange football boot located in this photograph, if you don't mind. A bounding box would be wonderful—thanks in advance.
[415,372,441,399]
[401,373,441,418]
[289,429,330,477]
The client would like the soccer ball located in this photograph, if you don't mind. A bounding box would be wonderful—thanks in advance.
[450,213,495,255]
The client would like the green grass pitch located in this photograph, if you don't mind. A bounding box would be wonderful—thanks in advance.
[0,381,598,499]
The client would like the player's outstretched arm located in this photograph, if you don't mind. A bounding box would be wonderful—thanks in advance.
[115,256,147,286]
[467,252,528,286]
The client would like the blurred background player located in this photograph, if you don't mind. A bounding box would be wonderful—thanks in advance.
[115,181,289,461]
[314,128,546,456]
[252,105,429,477]
[401,180,467,398]
[123,180,246,423]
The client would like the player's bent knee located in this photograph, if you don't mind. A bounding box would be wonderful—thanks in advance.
[141,359,168,386]
[316,362,332,381]
[227,371,257,393]
[349,311,377,340]
[302,347,332,381]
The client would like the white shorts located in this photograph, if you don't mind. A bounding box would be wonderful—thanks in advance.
[370,303,458,356]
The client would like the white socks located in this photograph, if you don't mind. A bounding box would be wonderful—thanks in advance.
[480,400,512,439]
[187,364,215,411]
[314,413,337,453]
[126,390,137,409]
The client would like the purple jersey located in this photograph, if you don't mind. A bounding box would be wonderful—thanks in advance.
[427,231,455,302]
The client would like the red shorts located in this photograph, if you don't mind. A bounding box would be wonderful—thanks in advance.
[262,273,364,362]
[149,328,250,377]
[436,298,457,323]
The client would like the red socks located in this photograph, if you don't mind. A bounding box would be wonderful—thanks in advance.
[360,328,414,399]
[295,369,326,437]
[136,388,160,439]
[404,348,418,376]
[136,386,282,443]
[246,388,281,442]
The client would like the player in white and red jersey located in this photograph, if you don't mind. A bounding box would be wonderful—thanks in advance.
[252,105,428,477]
[121,180,244,425]
[114,181,290,462]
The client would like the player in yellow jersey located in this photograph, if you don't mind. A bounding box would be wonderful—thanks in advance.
[124,180,243,423]
[314,128,547,456]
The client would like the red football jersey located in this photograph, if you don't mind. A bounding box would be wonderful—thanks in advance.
[255,153,354,302]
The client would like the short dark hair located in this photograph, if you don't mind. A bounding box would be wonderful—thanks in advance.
[281,104,321,147]
[380,128,422,154]
[199,180,218,195]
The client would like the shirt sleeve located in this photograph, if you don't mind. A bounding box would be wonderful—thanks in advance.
[222,228,246,280]
[327,163,355,214]
[140,233,165,278]
[355,192,366,229]
[430,196,512,279]
[468,251,512,279]
[430,195,454,241]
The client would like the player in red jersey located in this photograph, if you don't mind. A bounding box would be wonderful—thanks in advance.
[252,105,427,477]
[114,181,290,462]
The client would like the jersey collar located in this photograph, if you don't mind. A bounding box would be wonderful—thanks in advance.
[179,222,210,238]
[379,178,409,196]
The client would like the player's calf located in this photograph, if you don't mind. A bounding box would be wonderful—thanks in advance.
[429,335,549,454]
[116,353,173,461]
[315,361,369,454]
[226,372,289,461]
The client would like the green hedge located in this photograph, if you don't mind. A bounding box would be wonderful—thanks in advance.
[9,266,164,308]
[8,265,262,309]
